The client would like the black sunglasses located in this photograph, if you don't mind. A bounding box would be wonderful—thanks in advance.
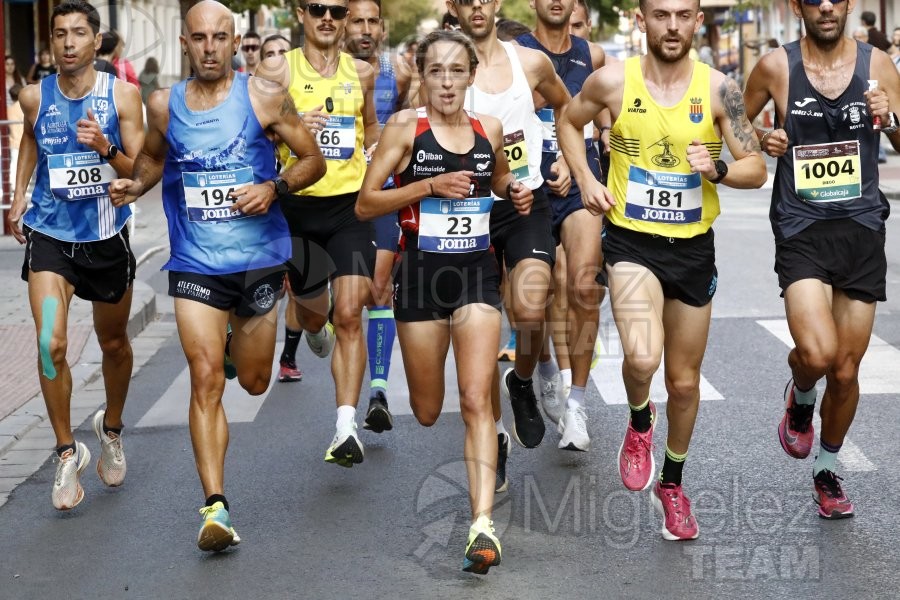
[242,45,260,52]
[306,3,348,19]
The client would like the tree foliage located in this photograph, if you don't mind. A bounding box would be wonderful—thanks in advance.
[383,0,439,47]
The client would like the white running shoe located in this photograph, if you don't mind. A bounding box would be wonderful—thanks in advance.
[306,322,336,358]
[324,422,364,468]
[539,372,564,425]
[92,409,126,487]
[557,406,590,452]
[52,441,91,510]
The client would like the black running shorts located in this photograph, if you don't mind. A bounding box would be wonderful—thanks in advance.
[490,187,556,271]
[168,268,286,317]
[599,222,717,308]
[22,225,135,303]
[775,218,886,303]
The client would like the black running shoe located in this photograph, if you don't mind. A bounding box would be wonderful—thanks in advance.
[501,368,545,448]
[496,432,510,493]
[363,391,394,433]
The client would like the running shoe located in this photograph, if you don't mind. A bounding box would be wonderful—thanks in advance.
[223,325,237,380]
[197,501,242,552]
[462,515,502,575]
[650,481,700,541]
[617,402,656,491]
[501,368,545,448]
[363,391,393,433]
[778,378,815,459]
[813,469,855,519]
[496,432,510,493]
[277,360,303,383]
[92,409,126,487]
[539,371,564,425]
[497,331,517,362]
[557,405,590,452]
[324,422,364,468]
[307,322,336,358]
[52,441,91,510]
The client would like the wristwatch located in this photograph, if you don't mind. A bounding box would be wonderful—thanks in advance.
[883,112,899,135]
[270,177,289,196]
[710,159,728,184]
[101,143,119,160]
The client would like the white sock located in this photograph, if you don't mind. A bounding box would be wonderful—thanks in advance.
[567,385,586,410]
[495,418,508,437]
[538,358,558,379]
[336,405,356,431]
[560,368,573,390]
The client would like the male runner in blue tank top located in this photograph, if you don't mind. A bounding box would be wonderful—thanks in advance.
[517,0,607,452]
[7,0,144,511]
[344,0,413,432]
[744,0,900,520]
[109,0,325,551]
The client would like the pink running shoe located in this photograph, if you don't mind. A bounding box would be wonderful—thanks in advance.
[618,401,656,491]
[778,379,815,459]
[278,360,303,383]
[651,481,700,541]
[813,469,855,520]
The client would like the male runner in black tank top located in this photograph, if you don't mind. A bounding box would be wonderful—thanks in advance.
[744,0,900,520]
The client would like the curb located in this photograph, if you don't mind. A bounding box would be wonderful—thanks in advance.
[0,280,157,456]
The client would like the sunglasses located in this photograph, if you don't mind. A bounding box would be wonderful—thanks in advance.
[306,3,349,19]
[453,0,494,5]
[800,0,846,5]
[242,45,259,52]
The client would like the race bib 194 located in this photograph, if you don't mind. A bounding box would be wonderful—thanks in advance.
[48,152,116,202]
[624,165,703,224]
[182,167,254,223]
[418,196,494,253]
[793,141,861,202]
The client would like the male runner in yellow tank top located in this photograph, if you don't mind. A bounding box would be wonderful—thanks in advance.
[558,0,766,540]
[257,0,381,468]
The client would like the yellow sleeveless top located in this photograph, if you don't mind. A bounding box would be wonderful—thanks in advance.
[607,57,722,237]
[278,49,366,197]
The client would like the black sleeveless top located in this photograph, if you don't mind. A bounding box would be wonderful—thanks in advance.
[772,40,888,243]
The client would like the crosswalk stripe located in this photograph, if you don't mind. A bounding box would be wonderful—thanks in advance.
[758,319,877,472]
[135,359,277,428]
[386,339,460,416]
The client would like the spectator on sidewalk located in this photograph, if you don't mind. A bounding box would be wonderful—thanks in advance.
[26,49,56,84]
[111,31,139,87]
[861,11,891,51]
[138,57,160,104]
[239,30,261,75]
[6,55,24,105]
[7,83,23,191]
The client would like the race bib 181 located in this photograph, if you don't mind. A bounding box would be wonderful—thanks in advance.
[624,165,703,224]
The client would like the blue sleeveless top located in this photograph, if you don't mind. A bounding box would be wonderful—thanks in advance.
[26,72,130,242]
[162,72,290,274]
[374,54,400,126]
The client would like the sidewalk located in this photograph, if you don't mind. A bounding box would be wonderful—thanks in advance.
[0,184,167,452]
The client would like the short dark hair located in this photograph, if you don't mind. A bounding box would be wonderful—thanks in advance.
[639,0,700,12]
[860,12,876,27]
[99,30,118,55]
[415,29,478,75]
[349,0,381,9]
[9,83,23,103]
[51,0,102,35]
[243,30,261,41]
[262,34,291,54]
[441,11,459,29]
[495,18,531,42]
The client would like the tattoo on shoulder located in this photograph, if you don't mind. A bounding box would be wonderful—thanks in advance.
[719,78,761,154]
[279,91,297,118]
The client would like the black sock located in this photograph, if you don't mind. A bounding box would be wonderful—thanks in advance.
[659,449,686,486]
[280,328,302,363]
[103,424,123,437]
[205,494,229,511]
[630,404,652,433]
[509,370,532,387]
[56,443,76,457]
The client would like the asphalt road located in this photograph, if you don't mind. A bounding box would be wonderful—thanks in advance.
[2,185,900,599]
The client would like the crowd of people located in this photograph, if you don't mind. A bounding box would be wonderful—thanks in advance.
[5,0,900,576]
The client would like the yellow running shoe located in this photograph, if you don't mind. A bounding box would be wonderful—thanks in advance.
[197,501,241,552]
[462,515,502,575]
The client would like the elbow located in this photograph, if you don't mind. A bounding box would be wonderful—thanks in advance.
[355,193,373,221]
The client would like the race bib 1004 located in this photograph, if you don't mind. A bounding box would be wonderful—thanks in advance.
[418,196,494,253]
[624,165,703,224]
[182,167,254,223]
[48,152,116,202]
[793,141,861,202]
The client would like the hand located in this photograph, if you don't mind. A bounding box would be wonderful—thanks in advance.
[686,139,718,181]
[864,87,891,125]
[229,182,276,215]
[76,108,108,154]
[430,171,474,198]
[581,178,615,216]
[7,196,27,244]
[547,158,571,197]
[761,128,789,158]
[600,128,611,154]
[109,179,142,207]
[509,180,533,215]
[301,106,329,135]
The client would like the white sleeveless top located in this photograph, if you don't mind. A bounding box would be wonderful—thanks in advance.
[466,41,544,192]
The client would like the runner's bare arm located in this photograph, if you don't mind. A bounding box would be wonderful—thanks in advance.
[743,49,789,157]
[107,79,145,178]
[109,88,171,207]
[709,74,767,188]
[356,59,380,150]
[7,85,40,243]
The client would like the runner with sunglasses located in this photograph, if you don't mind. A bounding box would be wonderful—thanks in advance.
[258,0,381,468]
[240,31,261,75]
[744,0,900,519]
[357,29,532,575]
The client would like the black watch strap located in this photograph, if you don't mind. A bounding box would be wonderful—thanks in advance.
[101,144,118,160]
[272,177,289,196]
[710,159,728,184]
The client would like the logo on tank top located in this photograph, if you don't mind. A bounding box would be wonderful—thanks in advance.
[842,102,868,130]
[649,137,680,168]
[689,97,703,124]
[91,98,110,127]
[628,97,647,114]
[47,104,61,117]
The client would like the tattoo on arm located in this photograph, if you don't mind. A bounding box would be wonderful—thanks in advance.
[280,91,297,118]
[720,79,761,154]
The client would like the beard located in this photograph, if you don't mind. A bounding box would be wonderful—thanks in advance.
[647,33,692,63]
[804,12,847,48]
